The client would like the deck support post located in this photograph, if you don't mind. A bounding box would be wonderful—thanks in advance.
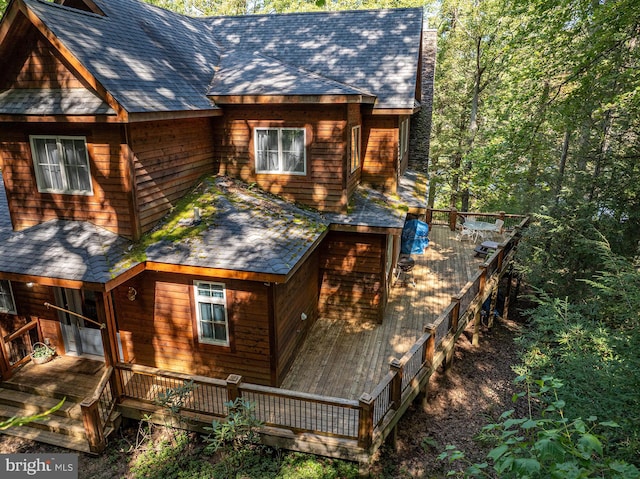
[502,267,513,321]
[226,374,242,403]
[414,324,437,407]
[389,358,403,409]
[488,286,499,329]
[358,393,374,449]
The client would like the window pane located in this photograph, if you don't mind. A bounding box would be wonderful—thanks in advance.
[34,138,63,191]
[281,129,305,173]
[62,139,91,192]
[201,320,214,339]
[213,304,225,322]
[256,130,279,172]
[0,281,14,313]
[199,302,213,321]
[214,323,227,341]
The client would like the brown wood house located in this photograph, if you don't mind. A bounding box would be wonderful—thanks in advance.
[0,0,435,391]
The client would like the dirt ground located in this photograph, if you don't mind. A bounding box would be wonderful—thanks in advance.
[0,316,523,478]
[369,315,525,478]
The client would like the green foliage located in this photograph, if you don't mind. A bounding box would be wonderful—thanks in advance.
[0,397,64,430]
[204,397,263,454]
[130,431,216,479]
[439,376,640,478]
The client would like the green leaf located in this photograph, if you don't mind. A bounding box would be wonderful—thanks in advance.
[577,433,603,457]
[514,458,541,475]
[488,444,509,462]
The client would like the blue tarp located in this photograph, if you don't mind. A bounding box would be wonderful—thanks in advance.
[401,219,429,254]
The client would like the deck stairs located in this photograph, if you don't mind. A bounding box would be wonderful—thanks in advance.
[0,381,120,454]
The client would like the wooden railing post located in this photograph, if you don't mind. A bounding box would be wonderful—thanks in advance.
[81,400,106,454]
[450,296,460,334]
[424,324,436,368]
[425,207,433,226]
[358,393,374,449]
[488,286,499,329]
[226,374,242,403]
[448,208,458,231]
[389,358,403,409]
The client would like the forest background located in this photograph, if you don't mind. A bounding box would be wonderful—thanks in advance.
[1,0,639,475]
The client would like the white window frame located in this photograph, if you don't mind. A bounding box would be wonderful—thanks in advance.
[254,127,306,175]
[350,125,361,173]
[0,280,17,315]
[29,135,93,195]
[398,118,409,158]
[193,281,229,346]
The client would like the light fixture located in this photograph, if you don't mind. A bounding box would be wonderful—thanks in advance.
[26,282,34,288]
[127,287,137,301]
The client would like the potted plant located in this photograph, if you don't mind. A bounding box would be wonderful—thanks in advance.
[30,342,55,365]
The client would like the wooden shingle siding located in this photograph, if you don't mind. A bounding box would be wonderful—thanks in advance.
[0,124,134,237]
[114,272,273,386]
[213,105,348,212]
[361,116,398,192]
[0,24,84,90]
[130,119,217,234]
[319,232,385,324]
[273,249,320,385]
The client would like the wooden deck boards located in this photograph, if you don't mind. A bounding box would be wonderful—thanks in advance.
[3,356,105,401]
[282,225,488,400]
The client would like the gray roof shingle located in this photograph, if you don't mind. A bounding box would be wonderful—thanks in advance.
[0,89,115,116]
[0,173,132,283]
[17,0,422,113]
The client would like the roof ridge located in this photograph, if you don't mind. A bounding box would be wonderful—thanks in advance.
[206,6,423,21]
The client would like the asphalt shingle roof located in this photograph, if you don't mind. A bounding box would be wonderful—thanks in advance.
[16,0,423,113]
[207,8,424,109]
[0,89,115,116]
[0,174,132,283]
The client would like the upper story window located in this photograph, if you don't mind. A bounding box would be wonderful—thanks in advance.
[398,118,409,159]
[194,281,229,346]
[350,125,361,173]
[255,128,306,175]
[29,136,93,195]
[0,280,17,315]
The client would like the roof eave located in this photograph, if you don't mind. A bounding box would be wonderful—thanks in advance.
[0,113,122,123]
[127,108,223,123]
[208,94,377,105]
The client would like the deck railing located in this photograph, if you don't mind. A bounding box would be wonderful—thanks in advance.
[104,215,527,458]
[81,366,117,453]
[1,318,39,371]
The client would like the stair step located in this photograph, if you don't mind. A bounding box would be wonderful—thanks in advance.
[0,425,92,454]
[0,388,82,420]
[0,404,86,439]
[0,381,85,402]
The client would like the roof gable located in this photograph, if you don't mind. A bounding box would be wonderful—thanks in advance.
[2,0,424,114]
[207,8,424,110]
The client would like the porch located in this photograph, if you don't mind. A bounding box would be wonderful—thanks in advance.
[281,224,487,399]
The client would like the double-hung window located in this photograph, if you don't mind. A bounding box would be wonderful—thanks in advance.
[350,125,361,173]
[0,280,16,315]
[194,281,229,346]
[255,128,306,175]
[30,136,93,195]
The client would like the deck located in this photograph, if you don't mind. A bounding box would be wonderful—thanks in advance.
[2,355,105,401]
[282,225,489,399]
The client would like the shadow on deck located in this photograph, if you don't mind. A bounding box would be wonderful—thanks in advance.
[282,225,499,399]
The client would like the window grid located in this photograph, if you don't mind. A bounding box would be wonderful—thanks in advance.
[255,128,306,175]
[194,281,229,346]
[30,136,93,195]
[0,280,17,315]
